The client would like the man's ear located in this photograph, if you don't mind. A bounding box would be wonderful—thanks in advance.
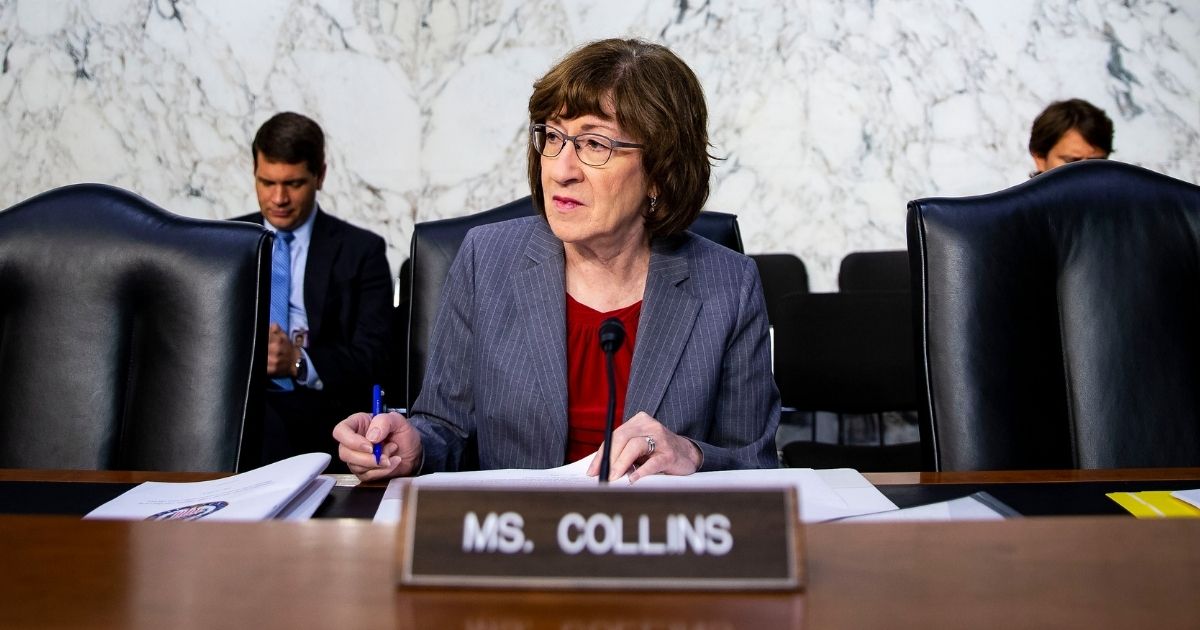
[316,163,328,190]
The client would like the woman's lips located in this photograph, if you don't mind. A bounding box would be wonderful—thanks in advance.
[552,195,583,210]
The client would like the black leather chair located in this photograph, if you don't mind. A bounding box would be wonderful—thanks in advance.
[383,258,411,409]
[908,160,1200,471]
[838,250,910,292]
[750,253,809,326]
[405,195,744,408]
[0,183,271,472]
[773,292,922,472]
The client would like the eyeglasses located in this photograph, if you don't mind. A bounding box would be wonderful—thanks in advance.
[530,123,644,167]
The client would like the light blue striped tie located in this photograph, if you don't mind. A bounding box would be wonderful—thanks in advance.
[270,230,295,391]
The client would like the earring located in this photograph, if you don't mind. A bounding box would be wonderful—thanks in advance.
[649,195,658,214]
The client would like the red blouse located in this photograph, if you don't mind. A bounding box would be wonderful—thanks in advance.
[565,294,641,464]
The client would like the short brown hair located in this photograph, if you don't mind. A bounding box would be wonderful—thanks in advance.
[1028,99,1114,157]
[252,112,325,175]
[527,39,712,238]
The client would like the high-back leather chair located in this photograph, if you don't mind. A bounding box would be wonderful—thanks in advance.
[773,291,922,472]
[751,253,809,326]
[405,195,744,408]
[384,258,411,410]
[838,250,910,292]
[0,184,271,472]
[908,160,1200,471]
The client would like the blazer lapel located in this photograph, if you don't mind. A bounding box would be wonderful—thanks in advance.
[511,222,569,449]
[304,210,339,337]
[625,236,699,420]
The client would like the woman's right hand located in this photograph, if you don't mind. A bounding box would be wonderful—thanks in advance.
[332,411,423,481]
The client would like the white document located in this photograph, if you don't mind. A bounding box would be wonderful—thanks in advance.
[372,458,896,524]
[413,456,602,488]
[277,475,337,521]
[373,478,407,523]
[1170,488,1200,510]
[85,453,333,522]
[815,467,901,516]
[837,491,1016,522]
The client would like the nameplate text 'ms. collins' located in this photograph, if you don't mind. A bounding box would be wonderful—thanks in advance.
[398,486,803,591]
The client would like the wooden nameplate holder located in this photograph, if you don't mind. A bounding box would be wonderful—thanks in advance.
[397,484,804,591]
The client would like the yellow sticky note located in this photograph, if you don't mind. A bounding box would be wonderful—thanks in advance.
[1107,491,1200,519]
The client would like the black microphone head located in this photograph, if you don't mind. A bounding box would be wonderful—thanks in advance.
[598,317,626,353]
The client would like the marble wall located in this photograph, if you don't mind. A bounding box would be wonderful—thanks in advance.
[1,0,1197,290]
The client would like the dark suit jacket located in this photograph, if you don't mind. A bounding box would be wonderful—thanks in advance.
[410,216,781,472]
[233,209,392,462]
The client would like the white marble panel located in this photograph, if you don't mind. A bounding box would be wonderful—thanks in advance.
[0,0,1197,290]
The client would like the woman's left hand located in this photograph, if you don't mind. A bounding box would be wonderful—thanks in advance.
[586,411,703,483]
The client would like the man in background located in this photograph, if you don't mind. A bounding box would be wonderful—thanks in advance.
[1028,98,1114,176]
[234,112,392,470]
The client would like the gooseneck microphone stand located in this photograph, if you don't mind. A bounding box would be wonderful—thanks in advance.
[597,317,626,484]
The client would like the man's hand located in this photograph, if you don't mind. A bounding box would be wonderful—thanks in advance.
[266,323,298,377]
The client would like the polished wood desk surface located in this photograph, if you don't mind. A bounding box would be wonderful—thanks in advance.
[865,467,1200,485]
[1,468,1199,629]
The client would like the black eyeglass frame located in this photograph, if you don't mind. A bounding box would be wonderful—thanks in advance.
[529,123,645,167]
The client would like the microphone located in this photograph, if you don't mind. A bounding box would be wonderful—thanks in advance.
[597,317,626,484]
[599,317,625,353]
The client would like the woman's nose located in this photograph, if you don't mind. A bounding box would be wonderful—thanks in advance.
[545,142,584,183]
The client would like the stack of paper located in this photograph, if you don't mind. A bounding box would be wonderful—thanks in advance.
[373,458,898,524]
[836,491,1017,522]
[85,453,334,522]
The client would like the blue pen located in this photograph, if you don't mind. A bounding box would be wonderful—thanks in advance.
[371,384,384,465]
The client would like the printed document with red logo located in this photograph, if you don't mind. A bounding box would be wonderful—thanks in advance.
[84,453,334,522]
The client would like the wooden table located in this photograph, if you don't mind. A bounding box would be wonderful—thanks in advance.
[1,468,1198,629]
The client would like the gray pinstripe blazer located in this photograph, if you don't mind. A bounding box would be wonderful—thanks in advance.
[408,216,780,472]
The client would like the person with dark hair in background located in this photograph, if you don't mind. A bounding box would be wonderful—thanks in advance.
[234,112,391,470]
[332,39,780,482]
[1028,98,1114,176]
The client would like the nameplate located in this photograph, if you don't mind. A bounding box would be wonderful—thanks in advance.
[397,485,803,590]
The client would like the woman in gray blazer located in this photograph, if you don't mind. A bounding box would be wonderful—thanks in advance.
[334,38,780,482]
